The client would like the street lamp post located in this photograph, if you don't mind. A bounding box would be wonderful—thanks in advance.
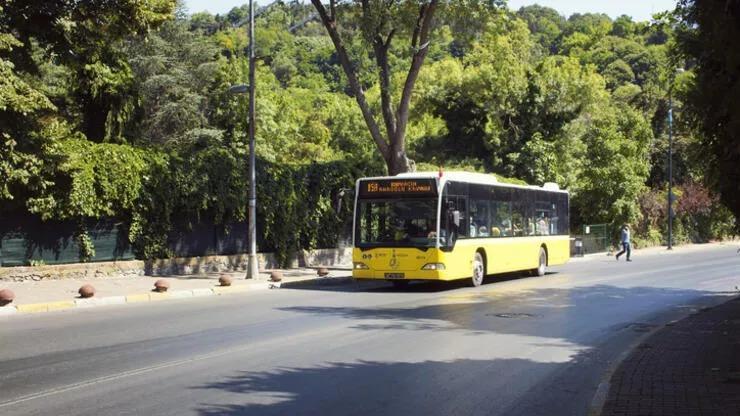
[246,0,258,279]
[666,68,683,251]
[228,2,314,279]
[228,0,258,279]
[667,92,673,250]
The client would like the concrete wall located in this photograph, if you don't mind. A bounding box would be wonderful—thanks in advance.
[145,248,352,276]
[301,247,352,268]
[0,260,145,282]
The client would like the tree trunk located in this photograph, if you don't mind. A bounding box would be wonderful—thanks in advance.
[388,149,415,176]
[311,0,438,176]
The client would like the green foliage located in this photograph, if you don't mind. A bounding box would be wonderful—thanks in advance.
[516,5,566,52]
[0,32,55,204]
[569,102,652,229]
[127,130,248,258]
[22,123,149,221]
[256,159,378,266]
[76,226,96,263]
[675,0,740,226]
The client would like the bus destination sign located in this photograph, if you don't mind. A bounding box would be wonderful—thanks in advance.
[359,178,437,198]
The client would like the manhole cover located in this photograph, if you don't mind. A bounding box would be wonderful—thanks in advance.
[489,312,538,319]
[624,322,658,332]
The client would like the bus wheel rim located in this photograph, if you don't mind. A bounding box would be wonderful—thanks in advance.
[538,251,546,275]
[473,255,484,285]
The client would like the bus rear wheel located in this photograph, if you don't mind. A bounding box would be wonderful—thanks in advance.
[471,252,485,287]
[533,247,547,276]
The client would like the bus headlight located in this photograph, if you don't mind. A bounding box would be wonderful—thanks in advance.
[353,262,369,269]
[422,263,445,270]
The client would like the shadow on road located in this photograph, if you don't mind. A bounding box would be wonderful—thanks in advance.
[281,270,554,293]
[194,358,566,416]
[192,283,732,416]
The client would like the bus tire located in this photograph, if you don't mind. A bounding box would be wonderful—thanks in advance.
[533,247,547,276]
[471,252,485,287]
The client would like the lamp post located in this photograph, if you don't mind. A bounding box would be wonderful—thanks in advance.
[228,2,314,279]
[667,68,684,251]
[228,0,258,279]
[247,0,257,280]
[667,90,673,250]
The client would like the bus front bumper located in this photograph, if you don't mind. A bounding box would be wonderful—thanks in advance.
[352,269,447,281]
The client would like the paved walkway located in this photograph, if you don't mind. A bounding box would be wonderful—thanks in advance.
[601,295,740,416]
[0,268,351,315]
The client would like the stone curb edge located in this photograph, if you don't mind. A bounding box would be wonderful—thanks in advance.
[0,282,268,316]
[0,275,355,316]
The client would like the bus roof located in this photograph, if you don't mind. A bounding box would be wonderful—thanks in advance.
[357,171,568,193]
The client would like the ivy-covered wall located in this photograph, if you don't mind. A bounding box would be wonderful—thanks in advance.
[0,157,380,268]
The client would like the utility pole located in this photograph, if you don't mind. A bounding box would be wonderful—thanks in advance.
[666,68,683,251]
[228,2,316,278]
[246,0,258,279]
[667,92,673,250]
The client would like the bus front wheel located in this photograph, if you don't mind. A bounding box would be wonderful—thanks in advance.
[471,252,485,287]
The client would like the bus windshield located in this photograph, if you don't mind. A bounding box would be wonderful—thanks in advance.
[356,198,437,248]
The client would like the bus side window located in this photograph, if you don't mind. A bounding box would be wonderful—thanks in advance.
[471,199,490,237]
[511,189,526,236]
[489,187,511,237]
[453,197,468,238]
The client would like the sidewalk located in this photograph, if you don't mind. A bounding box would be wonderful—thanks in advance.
[570,241,738,262]
[0,268,352,316]
[601,295,740,416]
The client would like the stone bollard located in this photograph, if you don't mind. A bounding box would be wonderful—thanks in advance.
[78,284,96,298]
[0,289,15,307]
[219,274,233,287]
[317,267,330,277]
[154,279,170,293]
[269,270,283,282]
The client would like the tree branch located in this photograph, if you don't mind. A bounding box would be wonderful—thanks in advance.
[385,28,395,48]
[373,31,397,140]
[395,0,438,151]
[310,0,390,159]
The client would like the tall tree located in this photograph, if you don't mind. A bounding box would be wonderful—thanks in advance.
[0,0,176,142]
[309,0,499,175]
[675,0,740,224]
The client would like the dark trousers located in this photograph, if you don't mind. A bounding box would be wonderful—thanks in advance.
[616,242,631,260]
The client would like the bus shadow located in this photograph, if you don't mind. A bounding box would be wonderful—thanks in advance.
[280,271,557,293]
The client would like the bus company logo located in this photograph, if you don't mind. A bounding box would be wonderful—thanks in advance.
[389,250,399,269]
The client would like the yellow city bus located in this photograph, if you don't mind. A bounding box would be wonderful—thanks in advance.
[352,172,569,287]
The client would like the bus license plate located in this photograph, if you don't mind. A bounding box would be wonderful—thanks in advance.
[384,273,405,279]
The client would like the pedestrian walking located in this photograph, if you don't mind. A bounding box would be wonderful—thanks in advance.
[616,224,632,261]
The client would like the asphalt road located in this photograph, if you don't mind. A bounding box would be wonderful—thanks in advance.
[1,244,738,416]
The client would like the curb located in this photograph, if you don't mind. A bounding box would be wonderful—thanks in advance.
[0,283,266,316]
